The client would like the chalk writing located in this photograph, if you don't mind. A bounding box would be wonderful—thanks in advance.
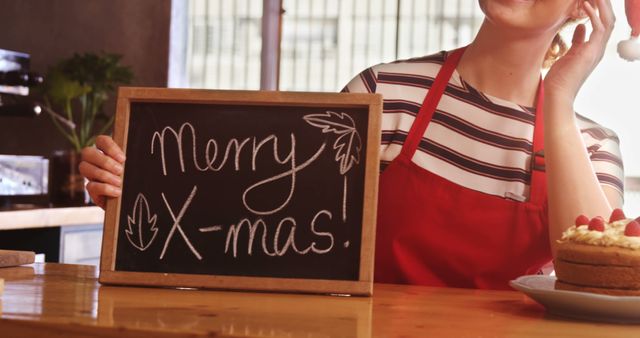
[150,122,329,217]
[304,111,363,223]
[199,225,223,233]
[133,110,361,261]
[224,210,335,258]
[242,141,326,216]
[160,185,202,260]
[125,193,158,251]
[303,111,362,175]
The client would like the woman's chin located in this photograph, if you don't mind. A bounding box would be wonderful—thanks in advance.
[480,1,535,27]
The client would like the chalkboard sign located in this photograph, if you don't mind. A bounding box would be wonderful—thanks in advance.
[99,88,381,295]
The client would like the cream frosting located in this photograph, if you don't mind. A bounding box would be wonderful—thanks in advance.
[560,219,640,250]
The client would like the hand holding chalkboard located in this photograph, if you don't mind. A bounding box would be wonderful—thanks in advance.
[79,135,127,209]
[99,88,381,295]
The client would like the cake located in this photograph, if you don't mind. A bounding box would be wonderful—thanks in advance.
[555,209,640,296]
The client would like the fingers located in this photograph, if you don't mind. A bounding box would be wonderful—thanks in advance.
[81,135,125,210]
[86,182,112,210]
[82,157,122,210]
[81,145,124,177]
[86,181,121,200]
[96,135,126,164]
[88,191,106,209]
[597,0,615,30]
[583,0,615,46]
[583,1,603,40]
[572,24,587,45]
[79,161,122,188]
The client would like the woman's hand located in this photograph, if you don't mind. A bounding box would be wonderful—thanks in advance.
[78,135,126,209]
[544,0,615,107]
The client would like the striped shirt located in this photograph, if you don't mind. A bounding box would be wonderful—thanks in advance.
[343,51,624,201]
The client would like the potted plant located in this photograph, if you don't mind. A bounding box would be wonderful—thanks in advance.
[41,52,133,205]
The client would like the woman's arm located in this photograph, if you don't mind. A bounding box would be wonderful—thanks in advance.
[544,0,620,255]
[545,99,622,255]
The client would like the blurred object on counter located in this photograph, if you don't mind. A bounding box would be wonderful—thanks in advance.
[0,48,79,208]
[0,100,42,117]
[0,48,44,118]
[619,0,640,61]
[0,48,73,125]
[0,155,49,209]
[0,49,38,96]
[0,249,35,268]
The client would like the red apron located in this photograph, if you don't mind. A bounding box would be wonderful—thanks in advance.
[374,48,552,289]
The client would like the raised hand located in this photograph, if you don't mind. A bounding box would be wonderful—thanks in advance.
[544,0,615,106]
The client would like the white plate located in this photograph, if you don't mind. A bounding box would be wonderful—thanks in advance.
[510,275,640,324]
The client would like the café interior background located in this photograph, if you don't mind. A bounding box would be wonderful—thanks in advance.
[1,0,639,214]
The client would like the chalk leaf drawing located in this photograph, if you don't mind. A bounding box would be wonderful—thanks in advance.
[126,193,159,251]
[303,111,362,175]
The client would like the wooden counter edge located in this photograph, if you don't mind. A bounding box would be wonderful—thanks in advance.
[99,270,372,296]
[0,317,220,338]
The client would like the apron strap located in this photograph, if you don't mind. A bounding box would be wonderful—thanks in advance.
[400,48,466,159]
[398,47,547,205]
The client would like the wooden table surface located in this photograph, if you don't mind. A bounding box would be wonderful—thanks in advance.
[0,264,637,338]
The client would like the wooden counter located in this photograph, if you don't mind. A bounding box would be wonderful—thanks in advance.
[0,263,637,337]
[0,206,104,230]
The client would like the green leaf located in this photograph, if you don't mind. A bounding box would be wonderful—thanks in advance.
[42,67,90,105]
[40,52,134,150]
[62,52,133,92]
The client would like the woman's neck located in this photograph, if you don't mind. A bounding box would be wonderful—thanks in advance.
[457,19,556,107]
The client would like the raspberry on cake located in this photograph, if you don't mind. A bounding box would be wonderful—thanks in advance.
[555,209,640,296]
[610,208,627,223]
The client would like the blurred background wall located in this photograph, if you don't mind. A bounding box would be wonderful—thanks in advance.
[0,0,171,155]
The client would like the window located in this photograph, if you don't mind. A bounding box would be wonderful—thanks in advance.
[279,0,483,91]
[172,0,263,90]
[172,0,483,91]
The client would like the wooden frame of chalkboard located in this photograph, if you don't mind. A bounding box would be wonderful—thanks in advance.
[99,87,381,296]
